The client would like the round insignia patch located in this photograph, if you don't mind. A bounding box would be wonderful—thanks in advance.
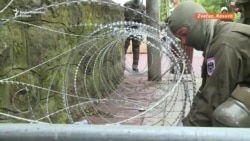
[207,57,215,76]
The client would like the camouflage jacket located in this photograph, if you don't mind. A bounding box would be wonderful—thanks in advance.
[124,0,146,23]
[183,21,250,126]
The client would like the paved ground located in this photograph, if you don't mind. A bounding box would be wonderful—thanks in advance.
[87,49,203,126]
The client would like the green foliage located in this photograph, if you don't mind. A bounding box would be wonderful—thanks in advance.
[160,0,240,22]
[193,0,240,21]
[194,0,231,13]
[160,0,167,21]
[160,0,186,21]
[234,12,241,22]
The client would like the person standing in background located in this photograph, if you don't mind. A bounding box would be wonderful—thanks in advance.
[220,7,233,22]
[123,0,146,72]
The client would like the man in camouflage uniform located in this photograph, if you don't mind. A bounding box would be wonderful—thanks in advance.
[123,0,146,72]
[166,1,250,127]
[230,0,250,24]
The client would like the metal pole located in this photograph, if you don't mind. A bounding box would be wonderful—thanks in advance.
[1,124,250,141]
[146,0,162,81]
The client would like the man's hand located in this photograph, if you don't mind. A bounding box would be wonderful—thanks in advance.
[230,2,241,13]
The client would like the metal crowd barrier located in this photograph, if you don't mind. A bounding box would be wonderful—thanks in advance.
[0,124,250,141]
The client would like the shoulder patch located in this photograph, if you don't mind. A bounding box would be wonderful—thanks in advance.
[207,57,215,76]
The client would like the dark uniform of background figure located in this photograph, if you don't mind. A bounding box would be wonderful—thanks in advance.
[123,0,146,72]
[230,0,250,24]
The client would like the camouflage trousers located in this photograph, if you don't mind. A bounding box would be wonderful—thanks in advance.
[124,35,142,67]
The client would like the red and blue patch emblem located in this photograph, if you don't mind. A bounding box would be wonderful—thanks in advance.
[207,57,215,76]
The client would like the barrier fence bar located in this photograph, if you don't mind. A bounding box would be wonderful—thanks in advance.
[0,124,250,141]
